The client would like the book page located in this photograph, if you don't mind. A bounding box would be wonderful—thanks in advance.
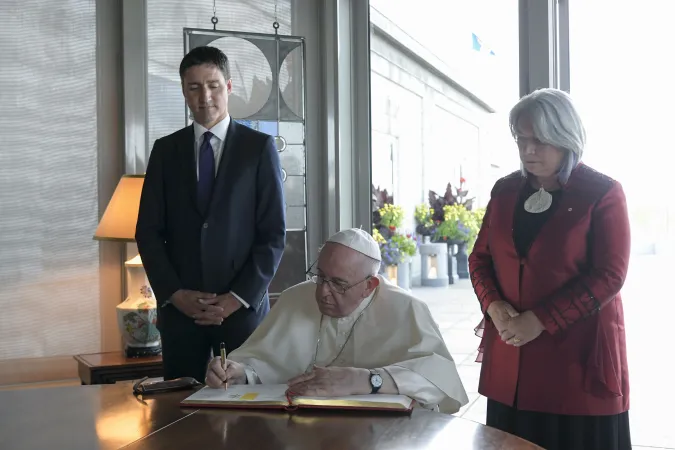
[181,384,289,406]
[294,393,413,411]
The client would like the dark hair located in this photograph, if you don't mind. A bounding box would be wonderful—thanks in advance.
[179,46,231,80]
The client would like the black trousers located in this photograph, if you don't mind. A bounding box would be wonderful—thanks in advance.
[157,304,260,382]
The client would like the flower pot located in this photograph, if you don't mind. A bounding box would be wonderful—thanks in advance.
[397,261,411,291]
[385,265,398,285]
[419,243,449,287]
[446,243,458,285]
[455,241,469,279]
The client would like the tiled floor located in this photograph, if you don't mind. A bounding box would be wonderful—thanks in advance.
[413,254,674,450]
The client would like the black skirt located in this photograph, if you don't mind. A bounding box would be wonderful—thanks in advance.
[487,399,632,450]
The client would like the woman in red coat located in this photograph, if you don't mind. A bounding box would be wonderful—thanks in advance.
[469,88,631,450]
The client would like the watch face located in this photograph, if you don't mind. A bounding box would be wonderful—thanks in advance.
[371,374,383,388]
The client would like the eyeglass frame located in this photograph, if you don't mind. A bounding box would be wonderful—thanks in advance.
[515,134,549,151]
[305,260,373,295]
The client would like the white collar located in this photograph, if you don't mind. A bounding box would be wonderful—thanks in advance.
[193,115,231,142]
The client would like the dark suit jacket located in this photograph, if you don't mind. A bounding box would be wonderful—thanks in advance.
[469,164,630,416]
[136,120,286,331]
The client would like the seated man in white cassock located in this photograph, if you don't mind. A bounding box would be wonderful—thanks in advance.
[205,228,469,413]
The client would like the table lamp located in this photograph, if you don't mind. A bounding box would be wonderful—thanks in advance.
[94,174,161,357]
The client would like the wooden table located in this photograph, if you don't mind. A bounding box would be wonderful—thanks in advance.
[0,383,542,449]
[74,352,163,385]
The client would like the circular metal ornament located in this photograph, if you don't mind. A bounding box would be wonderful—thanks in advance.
[275,135,287,152]
[524,187,553,214]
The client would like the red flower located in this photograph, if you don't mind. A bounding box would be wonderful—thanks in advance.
[406,233,411,238]
[460,177,467,184]
[388,226,396,231]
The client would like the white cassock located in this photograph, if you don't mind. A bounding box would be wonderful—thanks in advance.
[229,275,469,414]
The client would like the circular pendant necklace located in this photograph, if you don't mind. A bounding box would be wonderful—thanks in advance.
[524,187,553,213]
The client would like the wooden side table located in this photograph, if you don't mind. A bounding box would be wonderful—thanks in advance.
[74,351,164,385]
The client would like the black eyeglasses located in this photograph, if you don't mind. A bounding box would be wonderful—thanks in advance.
[306,272,373,295]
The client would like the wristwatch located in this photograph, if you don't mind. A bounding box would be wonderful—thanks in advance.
[369,369,383,394]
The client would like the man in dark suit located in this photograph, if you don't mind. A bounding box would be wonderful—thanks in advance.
[136,46,286,381]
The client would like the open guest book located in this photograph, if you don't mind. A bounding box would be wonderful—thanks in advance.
[181,384,415,413]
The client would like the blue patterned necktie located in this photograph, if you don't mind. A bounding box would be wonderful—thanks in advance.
[197,131,215,214]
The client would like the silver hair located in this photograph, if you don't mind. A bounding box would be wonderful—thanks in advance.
[509,88,586,184]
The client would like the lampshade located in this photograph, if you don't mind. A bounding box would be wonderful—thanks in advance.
[93,174,144,242]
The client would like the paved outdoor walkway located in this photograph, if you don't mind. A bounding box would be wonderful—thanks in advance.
[413,254,673,450]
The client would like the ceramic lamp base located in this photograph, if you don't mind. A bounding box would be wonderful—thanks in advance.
[118,254,162,357]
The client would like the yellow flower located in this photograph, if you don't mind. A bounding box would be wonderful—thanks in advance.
[372,228,387,244]
[378,204,405,229]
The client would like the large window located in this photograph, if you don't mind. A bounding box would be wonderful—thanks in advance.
[570,2,675,447]
[369,0,520,220]
[0,0,100,361]
[569,1,674,255]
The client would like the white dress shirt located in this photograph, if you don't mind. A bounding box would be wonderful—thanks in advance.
[193,116,250,310]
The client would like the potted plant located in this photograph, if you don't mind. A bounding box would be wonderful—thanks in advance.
[425,178,477,281]
[414,204,436,241]
[378,203,404,231]
[434,205,474,243]
[428,177,475,223]
[373,227,401,283]
[373,204,417,289]
[434,205,485,279]
[390,232,417,290]
[372,185,394,230]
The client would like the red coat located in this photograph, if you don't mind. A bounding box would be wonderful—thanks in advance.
[469,164,630,416]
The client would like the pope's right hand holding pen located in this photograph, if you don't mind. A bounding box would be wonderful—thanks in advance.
[205,344,248,388]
